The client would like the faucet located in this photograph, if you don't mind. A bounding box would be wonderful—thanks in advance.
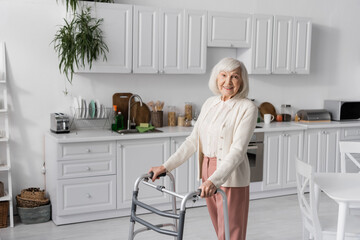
[127,94,143,130]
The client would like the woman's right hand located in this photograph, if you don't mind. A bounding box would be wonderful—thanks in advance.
[148,165,167,182]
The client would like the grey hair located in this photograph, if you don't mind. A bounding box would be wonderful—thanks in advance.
[208,57,249,98]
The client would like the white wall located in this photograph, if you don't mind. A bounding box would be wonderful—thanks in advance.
[1,0,360,197]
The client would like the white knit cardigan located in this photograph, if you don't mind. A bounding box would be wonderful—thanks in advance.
[163,95,258,188]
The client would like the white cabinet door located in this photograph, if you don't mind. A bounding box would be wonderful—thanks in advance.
[170,137,196,196]
[117,138,170,208]
[159,8,184,74]
[304,128,340,173]
[77,3,132,73]
[272,16,293,74]
[133,6,159,73]
[250,14,273,74]
[282,131,303,188]
[263,132,282,190]
[292,17,312,74]
[208,11,252,48]
[184,10,207,73]
[263,131,303,190]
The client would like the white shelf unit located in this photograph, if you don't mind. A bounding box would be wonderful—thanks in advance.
[0,42,14,228]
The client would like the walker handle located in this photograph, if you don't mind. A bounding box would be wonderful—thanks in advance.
[149,171,167,179]
[196,189,218,196]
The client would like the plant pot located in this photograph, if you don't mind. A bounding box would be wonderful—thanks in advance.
[17,204,51,224]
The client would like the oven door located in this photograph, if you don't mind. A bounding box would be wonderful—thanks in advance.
[247,142,264,182]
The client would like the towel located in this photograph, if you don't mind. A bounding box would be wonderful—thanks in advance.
[136,125,155,133]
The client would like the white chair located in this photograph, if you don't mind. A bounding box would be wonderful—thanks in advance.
[339,141,360,173]
[295,158,360,240]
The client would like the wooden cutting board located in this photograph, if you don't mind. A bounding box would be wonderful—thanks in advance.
[112,93,134,128]
[259,102,277,121]
[130,102,151,126]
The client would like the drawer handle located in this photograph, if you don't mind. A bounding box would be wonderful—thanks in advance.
[86,167,91,171]
[86,193,91,198]
[86,148,91,153]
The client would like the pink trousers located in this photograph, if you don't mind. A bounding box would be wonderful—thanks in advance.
[202,156,249,240]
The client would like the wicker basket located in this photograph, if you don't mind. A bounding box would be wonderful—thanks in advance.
[16,195,49,208]
[0,201,9,228]
[0,182,4,198]
[20,188,45,200]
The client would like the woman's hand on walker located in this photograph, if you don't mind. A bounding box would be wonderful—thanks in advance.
[199,180,217,198]
[148,165,167,182]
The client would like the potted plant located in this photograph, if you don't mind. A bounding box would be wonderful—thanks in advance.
[52,7,109,91]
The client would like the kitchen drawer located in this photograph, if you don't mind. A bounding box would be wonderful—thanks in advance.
[58,141,115,161]
[57,175,116,216]
[342,127,360,140]
[57,158,116,179]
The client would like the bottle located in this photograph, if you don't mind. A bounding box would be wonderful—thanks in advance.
[116,112,125,130]
[111,105,117,131]
[294,113,299,122]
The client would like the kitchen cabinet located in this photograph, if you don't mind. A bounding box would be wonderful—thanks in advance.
[77,3,133,73]
[133,5,159,73]
[263,130,303,190]
[45,139,117,225]
[238,15,312,75]
[303,128,340,173]
[133,6,207,74]
[184,10,207,73]
[117,138,171,209]
[0,42,14,227]
[207,11,252,48]
[272,16,312,74]
[237,14,273,74]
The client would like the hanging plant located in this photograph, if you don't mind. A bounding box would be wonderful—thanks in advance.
[52,7,109,84]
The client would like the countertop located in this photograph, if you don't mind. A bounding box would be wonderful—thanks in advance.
[46,121,360,143]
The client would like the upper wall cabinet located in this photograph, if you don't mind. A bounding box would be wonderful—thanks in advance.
[78,3,133,73]
[238,15,312,74]
[133,6,207,74]
[207,12,252,48]
[184,10,207,73]
[133,6,159,73]
[272,16,312,74]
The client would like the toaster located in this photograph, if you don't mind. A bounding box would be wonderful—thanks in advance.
[50,113,70,133]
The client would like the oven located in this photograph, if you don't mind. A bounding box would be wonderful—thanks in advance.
[247,130,264,182]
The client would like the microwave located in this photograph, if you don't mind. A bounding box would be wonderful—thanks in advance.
[324,100,360,121]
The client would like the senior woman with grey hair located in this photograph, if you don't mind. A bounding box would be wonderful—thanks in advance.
[149,57,257,240]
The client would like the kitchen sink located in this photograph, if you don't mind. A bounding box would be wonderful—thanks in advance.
[116,128,163,135]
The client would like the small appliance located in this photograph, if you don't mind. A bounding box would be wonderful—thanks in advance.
[50,113,70,133]
[324,100,360,121]
[296,109,331,123]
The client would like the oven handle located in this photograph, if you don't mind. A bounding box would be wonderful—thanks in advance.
[248,145,258,150]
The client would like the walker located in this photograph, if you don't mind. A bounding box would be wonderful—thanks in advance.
[128,171,230,240]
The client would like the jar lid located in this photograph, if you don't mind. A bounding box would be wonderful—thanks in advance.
[281,104,291,107]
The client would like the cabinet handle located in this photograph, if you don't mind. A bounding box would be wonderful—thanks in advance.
[282,133,288,137]
[86,148,91,153]
[230,43,234,47]
[322,131,327,134]
[86,193,91,198]
[86,167,91,171]
[118,144,123,148]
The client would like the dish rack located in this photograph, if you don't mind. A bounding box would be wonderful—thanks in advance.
[69,107,113,130]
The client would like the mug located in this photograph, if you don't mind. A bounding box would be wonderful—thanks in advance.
[264,114,274,124]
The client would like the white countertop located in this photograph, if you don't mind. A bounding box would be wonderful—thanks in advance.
[47,121,360,143]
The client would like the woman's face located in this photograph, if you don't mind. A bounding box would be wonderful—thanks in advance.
[216,67,242,101]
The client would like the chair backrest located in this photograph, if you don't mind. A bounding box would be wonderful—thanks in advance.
[339,141,360,173]
[295,158,322,240]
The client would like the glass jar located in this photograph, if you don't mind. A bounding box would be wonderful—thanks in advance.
[185,102,192,121]
[167,106,176,126]
[281,104,293,122]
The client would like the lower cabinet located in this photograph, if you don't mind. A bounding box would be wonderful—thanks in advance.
[303,128,340,173]
[263,130,303,190]
[116,138,171,209]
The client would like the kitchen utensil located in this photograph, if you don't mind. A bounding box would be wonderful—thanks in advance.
[130,102,151,126]
[89,100,96,118]
[259,102,276,121]
[113,93,134,128]
[147,101,155,112]
[96,99,101,118]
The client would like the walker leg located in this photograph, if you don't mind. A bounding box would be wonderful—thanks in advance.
[128,221,135,240]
